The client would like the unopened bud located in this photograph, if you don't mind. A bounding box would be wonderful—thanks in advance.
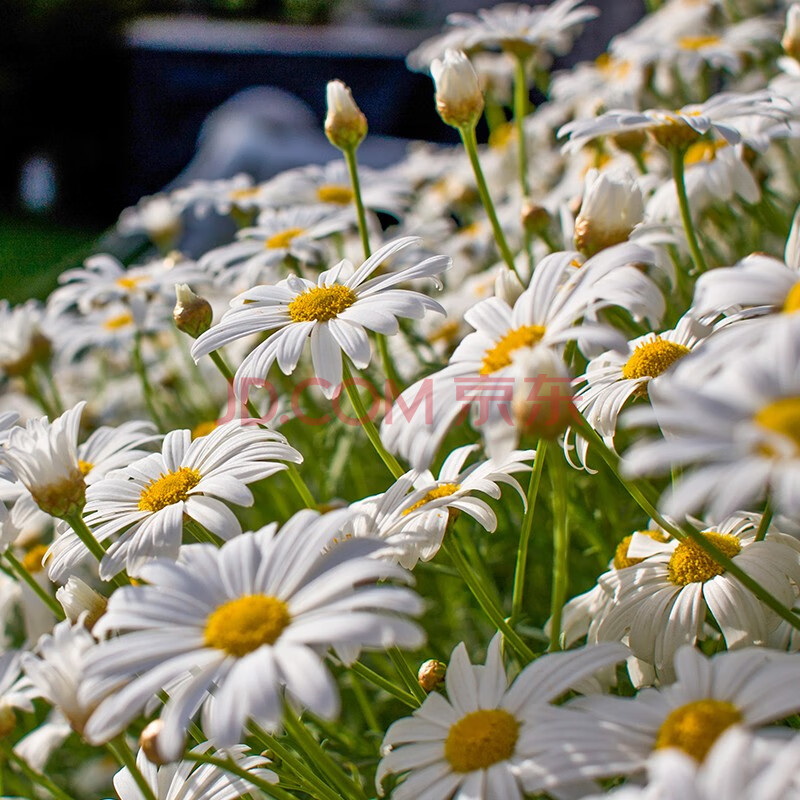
[325,80,368,151]
[495,265,525,306]
[574,170,643,257]
[56,576,107,630]
[521,201,551,235]
[511,348,576,440]
[784,5,800,62]
[174,284,212,338]
[431,49,485,129]
[418,659,447,692]
[140,720,170,765]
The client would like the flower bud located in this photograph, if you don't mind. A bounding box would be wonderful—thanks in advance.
[521,201,551,236]
[511,348,576,441]
[140,720,170,765]
[418,659,447,692]
[494,264,525,306]
[431,49,485,129]
[325,80,368,151]
[173,284,213,339]
[56,576,107,630]
[574,170,643,257]
[783,5,800,62]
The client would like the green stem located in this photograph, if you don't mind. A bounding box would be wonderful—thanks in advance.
[387,647,427,704]
[249,724,340,800]
[282,711,367,800]
[442,536,536,663]
[458,124,521,280]
[670,146,708,273]
[755,501,773,543]
[132,332,166,431]
[62,512,128,587]
[511,443,546,624]
[4,552,65,619]
[183,751,296,800]
[206,349,316,509]
[36,364,64,415]
[0,741,74,800]
[512,54,531,198]
[349,672,381,734]
[184,518,225,547]
[23,372,55,418]
[574,414,800,631]
[343,145,371,261]
[548,444,570,651]
[348,661,418,708]
[341,360,404,479]
[107,736,158,800]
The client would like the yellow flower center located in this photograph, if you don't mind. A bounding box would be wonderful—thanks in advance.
[754,397,800,456]
[655,699,742,762]
[402,483,461,515]
[650,114,700,149]
[191,420,218,440]
[678,34,721,50]
[204,594,291,656]
[229,187,260,201]
[22,543,50,574]
[613,529,669,569]
[445,709,519,773]
[138,467,202,512]
[667,532,741,585]
[287,285,357,323]
[78,460,94,477]
[622,338,691,380]
[684,140,728,166]
[783,282,800,313]
[115,276,144,291]
[316,184,353,205]
[265,227,305,249]
[595,53,632,79]
[103,311,134,331]
[480,325,546,375]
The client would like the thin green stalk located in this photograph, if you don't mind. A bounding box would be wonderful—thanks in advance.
[107,736,158,800]
[133,332,166,431]
[574,414,800,631]
[282,711,367,800]
[348,661,418,708]
[23,372,55,418]
[632,149,648,175]
[442,537,536,663]
[755,500,773,542]
[62,512,128,587]
[36,364,64,415]
[512,53,534,272]
[183,751,296,800]
[483,96,507,136]
[185,518,225,547]
[349,672,381,734]
[670,146,708,273]
[206,349,316,509]
[548,445,570,651]
[4,552,65,619]
[458,124,521,279]
[343,144,402,388]
[342,360,404,479]
[388,647,427,704]
[511,442,546,624]
[0,741,74,800]
[249,724,341,800]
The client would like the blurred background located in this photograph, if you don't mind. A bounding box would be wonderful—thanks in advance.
[0,0,644,300]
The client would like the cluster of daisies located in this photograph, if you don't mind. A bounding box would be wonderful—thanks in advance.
[3,0,800,797]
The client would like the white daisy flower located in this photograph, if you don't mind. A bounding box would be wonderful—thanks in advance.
[76,419,160,486]
[200,206,350,289]
[559,91,789,154]
[350,445,534,568]
[382,243,659,468]
[117,194,183,252]
[191,236,451,400]
[47,421,301,580]
[582,726,800,800]
[594,513,800,679]
[80,516,424,760]
[548,646,800,782]
[376,634,627,800]
[256,160,411,219]
[569,314,710,468]
[21,619,98,734]
[0,651,39,737]
[1,403,86,518]
[622,320,800,519]
[111,743,275,800]
[0,300,52,378]
[171,173,260,219]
